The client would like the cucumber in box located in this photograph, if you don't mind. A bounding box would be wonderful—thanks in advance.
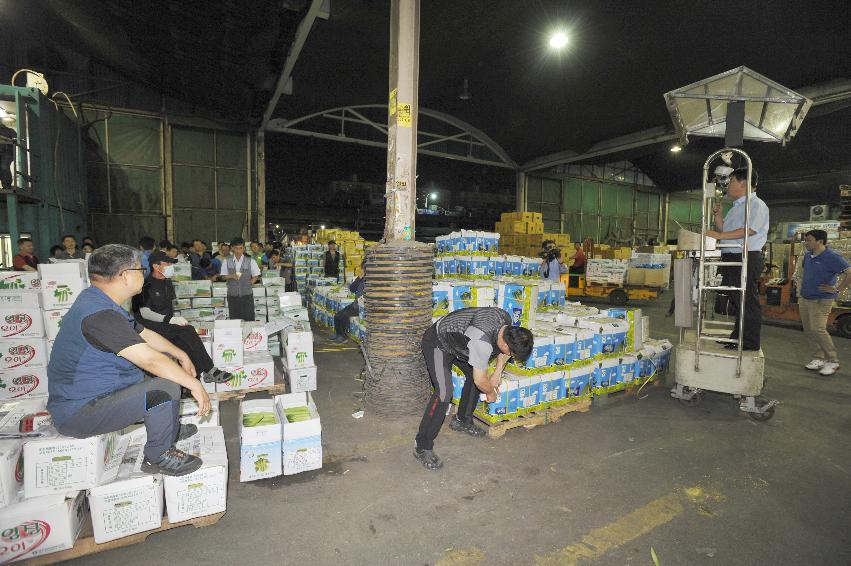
[239,399,282,481]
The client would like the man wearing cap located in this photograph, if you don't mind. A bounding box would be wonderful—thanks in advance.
[220,237,260,321]
[707,166,769,351]
[133,251,233,385]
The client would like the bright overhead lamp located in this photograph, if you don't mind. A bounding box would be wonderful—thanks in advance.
[320,225,326,230]
[670,145,682,153]
[664,66,812,147]
[548,32,568,49]
[429,192,437,199]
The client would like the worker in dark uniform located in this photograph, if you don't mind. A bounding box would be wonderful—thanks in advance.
[414,307,534,470]
[133,251,232,384]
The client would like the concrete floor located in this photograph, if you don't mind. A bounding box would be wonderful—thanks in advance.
[71,297,851,566]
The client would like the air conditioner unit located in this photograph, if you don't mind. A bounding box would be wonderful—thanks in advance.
[810,204,829,221]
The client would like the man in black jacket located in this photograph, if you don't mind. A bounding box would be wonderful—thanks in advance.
[414,307,533,470]
[323,241,341,279]
[133,251,232,384]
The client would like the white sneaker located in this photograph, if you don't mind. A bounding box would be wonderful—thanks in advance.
[819,362,840,376]
[805,359,825,370]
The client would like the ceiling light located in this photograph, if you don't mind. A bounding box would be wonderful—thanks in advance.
[459,78,471,101]
[549,32,568,49]
[670,145,682,153]
[429,192,437,199]
[320,225,326,230]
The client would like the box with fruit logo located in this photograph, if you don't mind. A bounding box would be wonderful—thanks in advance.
[216,352,275,393]
[41,309,68,342]
[37,263,86,311]
[0,271,41,291]
[0,491,86,562]
[212,340,243,367]
[0,367,48,400]
[275,392,322,476]
[239,399,282,482]
[0,340,48,371]
[242,322,268,352]
[0,309,45,339]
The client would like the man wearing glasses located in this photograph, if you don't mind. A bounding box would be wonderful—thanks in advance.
[47,244,212,476]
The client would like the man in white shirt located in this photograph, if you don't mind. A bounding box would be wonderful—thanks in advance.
[707,167,769,350]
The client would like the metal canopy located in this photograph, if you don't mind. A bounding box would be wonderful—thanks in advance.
[266,104,517,169]
[664,66,812,145]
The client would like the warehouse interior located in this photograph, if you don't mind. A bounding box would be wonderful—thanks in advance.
[0,1,850,565]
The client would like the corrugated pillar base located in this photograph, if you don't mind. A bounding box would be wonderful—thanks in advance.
[364,241,433,417]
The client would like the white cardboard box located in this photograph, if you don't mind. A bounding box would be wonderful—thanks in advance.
[239,400,282,482]
[0,398,48,434]
[37,263,86,311]
[41,309,69,342]
[242,323,268,352]
[217,352,275,393]
[163,426,228,523]
[0,440,22,508]
[0,491,85,562]
[277,292,302,308]
[213,319,242,342]
[23,431,128,499]
[0,272,41,292]
[0,309,45,339]
[212,340,243,367]
[88,474,164,544]
[0,339,48,371]
[281,324,314,370]
[283,364,317,394]
[0,291,41,309]
[0,367,48,399]
[179,398,220,427]
[275,392,322,475]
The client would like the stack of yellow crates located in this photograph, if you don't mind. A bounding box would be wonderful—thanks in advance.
[315,228,366,281]
[494,212,572,258]
[590,244,633,260]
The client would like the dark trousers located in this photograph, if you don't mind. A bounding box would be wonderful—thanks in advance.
[227,294,255,321]
[55,377,181,460]
[0,145,13,190]
[141,320,214,375]
[720,251,764,349]
[415,325,480,451]
[333,302,359,337]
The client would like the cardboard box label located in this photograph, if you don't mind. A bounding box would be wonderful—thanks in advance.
[0,368,48,399]
[0,272,41,291]
[0,340,48,370]
[0,309,44,339]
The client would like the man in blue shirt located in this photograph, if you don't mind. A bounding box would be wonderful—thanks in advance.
[47,244,212,476]
[707,166,769,350]
[540,240,568,283]
[798,229,851,376]
[138,236,155,276]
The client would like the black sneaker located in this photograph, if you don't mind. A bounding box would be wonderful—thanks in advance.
[141,447,203,477]
[176,423,198,442]
[413,448,443,470]
[203,368,233,383]
[449,417,486,437]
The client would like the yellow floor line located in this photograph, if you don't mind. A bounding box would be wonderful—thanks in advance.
[533,485,722,566]
[435,548,486,566]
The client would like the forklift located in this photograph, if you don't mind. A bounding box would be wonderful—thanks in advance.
[563,272,661,306]
[760,241,851,338]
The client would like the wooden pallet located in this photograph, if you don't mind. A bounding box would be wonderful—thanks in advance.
[473,398,591,439]
[22,512,225,566]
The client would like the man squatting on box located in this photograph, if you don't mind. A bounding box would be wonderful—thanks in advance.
[47,244,212,476]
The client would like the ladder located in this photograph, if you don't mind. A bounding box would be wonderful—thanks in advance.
[694,148,755,377]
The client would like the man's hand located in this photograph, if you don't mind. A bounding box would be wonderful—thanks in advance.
[713,203,722,215]
[817,284,837,293]
[190,382,211,417]
[176,352,196,379]
[170,316,189,326]
[485,389,498,403]
[496,353,511,366]
[706,230,720,240]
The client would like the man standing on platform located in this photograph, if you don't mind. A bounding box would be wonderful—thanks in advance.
[414,307,533,470]
[220,237,260,321]
[707,166,769,351]
[12,237,39,271]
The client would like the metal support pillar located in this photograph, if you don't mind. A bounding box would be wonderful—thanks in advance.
[383,0,420,242]
[256,131,266,242]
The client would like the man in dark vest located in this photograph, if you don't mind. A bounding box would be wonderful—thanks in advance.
[414,307,534,470]
[47,244,212,476]
[323,240,341,279]
[219,237,260,321]
[133,251,233,384]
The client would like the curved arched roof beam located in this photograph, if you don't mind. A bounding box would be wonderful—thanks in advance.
[266,104,518,169]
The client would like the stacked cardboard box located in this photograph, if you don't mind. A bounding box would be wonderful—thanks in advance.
[275,392,322,475]
[316,228,366,283]
[495,211,571,258]
[239,400,282,482]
